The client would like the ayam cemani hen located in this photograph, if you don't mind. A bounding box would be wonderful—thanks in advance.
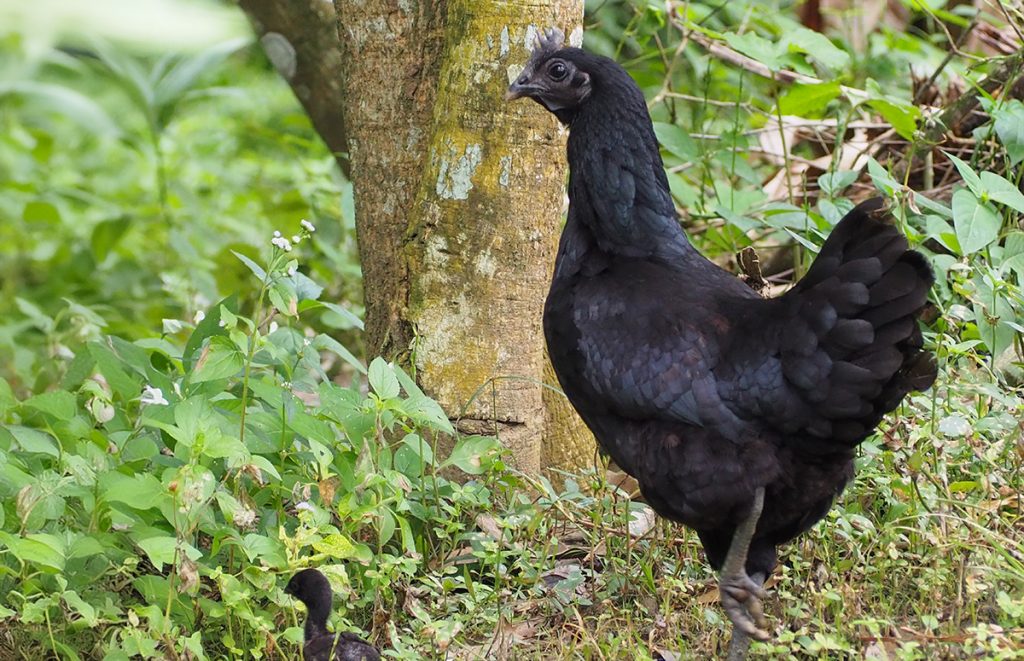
[285,569,380,661]
[508,29,937,657]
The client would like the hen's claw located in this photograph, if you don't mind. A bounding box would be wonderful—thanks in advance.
[721,572,770,640]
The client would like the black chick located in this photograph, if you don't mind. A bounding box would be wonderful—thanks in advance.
[508,29,936,658]
[284,569,380,661]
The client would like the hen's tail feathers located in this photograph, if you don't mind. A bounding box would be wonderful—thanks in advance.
[782,198,937,444]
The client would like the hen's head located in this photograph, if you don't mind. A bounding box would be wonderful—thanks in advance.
[506,28,594,123]
[284,568,332,609]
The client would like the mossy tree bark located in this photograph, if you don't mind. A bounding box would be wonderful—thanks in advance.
[240,0,594,475]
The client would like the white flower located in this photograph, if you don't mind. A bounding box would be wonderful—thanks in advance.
[193,310,206,324]
[291,235,302,244]
[287,265,298,276]
[140,385,169,406]
[269,321,279,333]
[273,230,282,238]
[271,236,293,252]
[295,501,315,513]
[300,219,316,233]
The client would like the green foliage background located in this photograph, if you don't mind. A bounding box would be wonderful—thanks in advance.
[0,0,1021,658]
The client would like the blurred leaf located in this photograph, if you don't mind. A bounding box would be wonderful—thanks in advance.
[90,217,131,263]
[785,28,850,71]
[992,99,1024,165]
[0,81,121,136]
[22,391,76,421]
[654,122,698,160]
[779,81,841,117]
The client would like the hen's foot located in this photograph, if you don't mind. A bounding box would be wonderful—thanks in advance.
[721,571,769,641]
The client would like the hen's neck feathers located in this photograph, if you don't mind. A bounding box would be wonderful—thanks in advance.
[565,55,694,259]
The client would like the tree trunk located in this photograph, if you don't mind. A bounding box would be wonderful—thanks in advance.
[242,0,595,475]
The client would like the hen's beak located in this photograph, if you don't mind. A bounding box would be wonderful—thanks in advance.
[506,74,541,101]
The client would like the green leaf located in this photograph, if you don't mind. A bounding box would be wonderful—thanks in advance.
[231,250,266,282]
[653,122,698,161]
[62,591,99,627]
[88,341,142,400]
[22,390,76,421]
[191,336,244,383]
[779,81,841,117]
[154,38,250,110]
[0,81,121,136]
[90,217,131,263]
[368,357,401,400]
[6,426,59,457]
[136,536,201,571]
[868,99,920,140]
[817,170,858,197]
[992,99,1024,165]
[23,200,61,224]
[979,171,1024,213]
[313,533,359,559]
[0,379,15,416]
[785,28,850,71]
[100,472,165,510]
[0,532,66,571]
[723,32,781,70]
[944,152,982,195]
[443,435,499,475]
[952,189,1002,255]
[314,334,366,374]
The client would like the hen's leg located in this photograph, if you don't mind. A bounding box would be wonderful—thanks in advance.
[720,487,770,658]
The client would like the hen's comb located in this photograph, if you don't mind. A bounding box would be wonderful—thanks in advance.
[533,27,565,55]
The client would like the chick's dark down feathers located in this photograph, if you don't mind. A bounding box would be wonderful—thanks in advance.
[518,43,936,580]
[284,569,380,661]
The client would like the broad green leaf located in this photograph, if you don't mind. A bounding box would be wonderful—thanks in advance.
[88,341,141,400]
[136,536,201,571]
[0,81,121,136]
[231,250,267,281]
[191,336,244,382]
[785,28,850,71]
[154,38,250,109]
[22,390,76,421]
[868,98,920,140]
[779,81,841,117]
[653,122,698,161]
[979,171,1024,213]
[952,189,1001,255]
[723,32,781,70]
[100,472,165,509]
[368,357,401,400]
[6,426,59,457]
[90,217,131,263]
[992,99,1024,165]
[443,435,499,475]
[817,170,858,197]
[313,333,366,376]
[62,591,99,626]
[23,200,60,224]
[944,152,982,195]
[313,533,358,559]
[0,379,14,416]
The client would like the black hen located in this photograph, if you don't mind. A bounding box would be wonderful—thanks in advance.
[508,29,936,655]
[284,569,380,661]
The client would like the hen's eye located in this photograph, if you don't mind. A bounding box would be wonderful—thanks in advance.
[549,61,568,81]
